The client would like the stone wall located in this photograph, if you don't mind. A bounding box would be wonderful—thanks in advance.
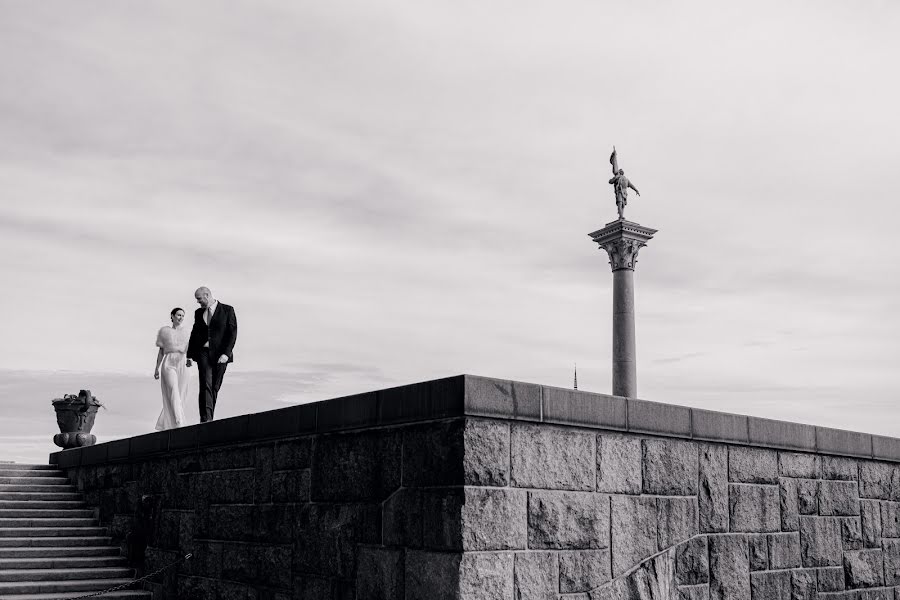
[50,375,900,599]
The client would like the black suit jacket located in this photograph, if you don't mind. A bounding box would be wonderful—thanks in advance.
[188,302,237,363]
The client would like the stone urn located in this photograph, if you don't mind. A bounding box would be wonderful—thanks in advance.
[52,389,101,449]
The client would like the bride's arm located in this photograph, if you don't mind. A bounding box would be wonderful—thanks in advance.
[154,348,163,379]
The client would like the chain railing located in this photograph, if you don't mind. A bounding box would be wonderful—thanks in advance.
[61,553,192,600]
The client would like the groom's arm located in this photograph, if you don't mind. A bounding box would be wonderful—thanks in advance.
[186,309,202,361]
[220,306,238,361]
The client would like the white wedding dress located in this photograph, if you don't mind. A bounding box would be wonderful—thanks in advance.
[155,325,189,430]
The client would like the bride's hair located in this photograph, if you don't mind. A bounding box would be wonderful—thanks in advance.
[170,307,184,317]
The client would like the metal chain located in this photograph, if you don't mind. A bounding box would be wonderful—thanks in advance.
[62,553,192,600]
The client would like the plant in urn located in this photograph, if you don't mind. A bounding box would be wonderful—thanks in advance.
[52,390,102,449]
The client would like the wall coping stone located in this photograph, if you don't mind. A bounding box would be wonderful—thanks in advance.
[48,374,898,467]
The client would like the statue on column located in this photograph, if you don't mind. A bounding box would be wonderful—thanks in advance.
[608,147,640,220]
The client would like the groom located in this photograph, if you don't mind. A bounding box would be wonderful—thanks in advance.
[187,287,238,422]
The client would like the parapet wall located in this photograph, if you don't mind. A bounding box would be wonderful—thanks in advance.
[50,375,900,599]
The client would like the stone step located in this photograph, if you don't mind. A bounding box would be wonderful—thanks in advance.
[0,494,81,502]
[0,479,70,487]
[0,472,64,479]
[0,487,76,495]
[0,591,150,600]
[0,510,93,519]
[0,556,127,570]
[0,502,85,510]
[0,577,138,595]
[0,567,133,583]
[0,528,106,539]
[0,547,120,559]
[0,520,96,529]
[0,538,112,548]
[0,465,56,472]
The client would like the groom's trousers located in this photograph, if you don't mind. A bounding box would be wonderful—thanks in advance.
[197,348,228,422]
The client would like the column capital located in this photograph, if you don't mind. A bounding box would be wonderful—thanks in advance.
[588,219,657,271]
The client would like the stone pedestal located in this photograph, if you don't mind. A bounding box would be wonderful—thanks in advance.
[589,219,657,398]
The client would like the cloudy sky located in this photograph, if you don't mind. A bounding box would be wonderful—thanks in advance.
[1,1,898,463]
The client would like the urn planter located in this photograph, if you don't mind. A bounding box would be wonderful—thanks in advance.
[52,389,102,449]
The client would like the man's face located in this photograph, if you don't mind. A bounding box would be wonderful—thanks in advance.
[195,290,210,308]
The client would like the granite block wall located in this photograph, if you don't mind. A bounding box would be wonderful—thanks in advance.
[456,420,900,600]
[56,417,472,599]
[49,375,900,599]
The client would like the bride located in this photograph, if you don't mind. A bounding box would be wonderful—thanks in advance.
[153,307,190,430]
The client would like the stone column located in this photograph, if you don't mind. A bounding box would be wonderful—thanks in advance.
[589,219,657,398]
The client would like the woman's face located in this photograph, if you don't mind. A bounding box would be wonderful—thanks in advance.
[171,310,185,326]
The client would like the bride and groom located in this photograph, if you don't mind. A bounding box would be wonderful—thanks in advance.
[153,287,238,430]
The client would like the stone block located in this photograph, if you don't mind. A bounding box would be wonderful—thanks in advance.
[708,534,750,600]
[873,435,900,462]
[356,547,404,600]
[691,409,748,444]
[729,484,780,533]
[791,569,818,600]
[221,542,255,582]
[310,430,401,502]
[402,421,464,487]
[675,536,709,586]
[819,480,861,516]
[801,516,843,567]
[514,552,557,600]
[817,426,873,459]
[780,452,820,479]
[748,417,816,451]
[729,446,778,484]
[383,488,422,548]
[750,570,791,600]
[781,478,800,531]
[768,532,801,569]
[458,552,513,600]
[252,544,291,589]
[176,575,218,600]
[883,539,900,586]
[628,398,691,437]
[461,488,527,551]
[622,548,677,600]
[658,497,698,550]
[528,491,609,550]
[597,434,642,494]
[511,424,595,491]
[422,489,463,550]
[247,403,314,440]
[316,391,378,432]
[559,550,611,593]
[541,386,627,430]
[643,438,699,496]
[197,415,249,447]
[273,438,311,470]
[861,500,883,547]
[822,456,859,481]
[749,535,768,571]
[294,503,381,577]
[611,495,657,577]
[465,376,541,420]
[860,463,900,500]
[379,376,464,424]
[678,584,709,600]
[271,469,310,503]
[817,566,845,591]
[841,517,864,550]
[799,479,819,515]
[882,502,900,538]
[404,551,460,600]
[843,549,885,588]
[463,419,509,487]
[699,444,728,533]
[253,504,294,544]
[860,589,893,600]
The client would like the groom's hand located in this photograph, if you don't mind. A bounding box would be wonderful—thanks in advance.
[218,355,229,364]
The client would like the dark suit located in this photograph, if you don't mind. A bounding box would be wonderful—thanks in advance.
[188,302,237,422]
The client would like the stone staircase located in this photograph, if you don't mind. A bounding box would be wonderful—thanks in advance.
[0,463,149,600]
